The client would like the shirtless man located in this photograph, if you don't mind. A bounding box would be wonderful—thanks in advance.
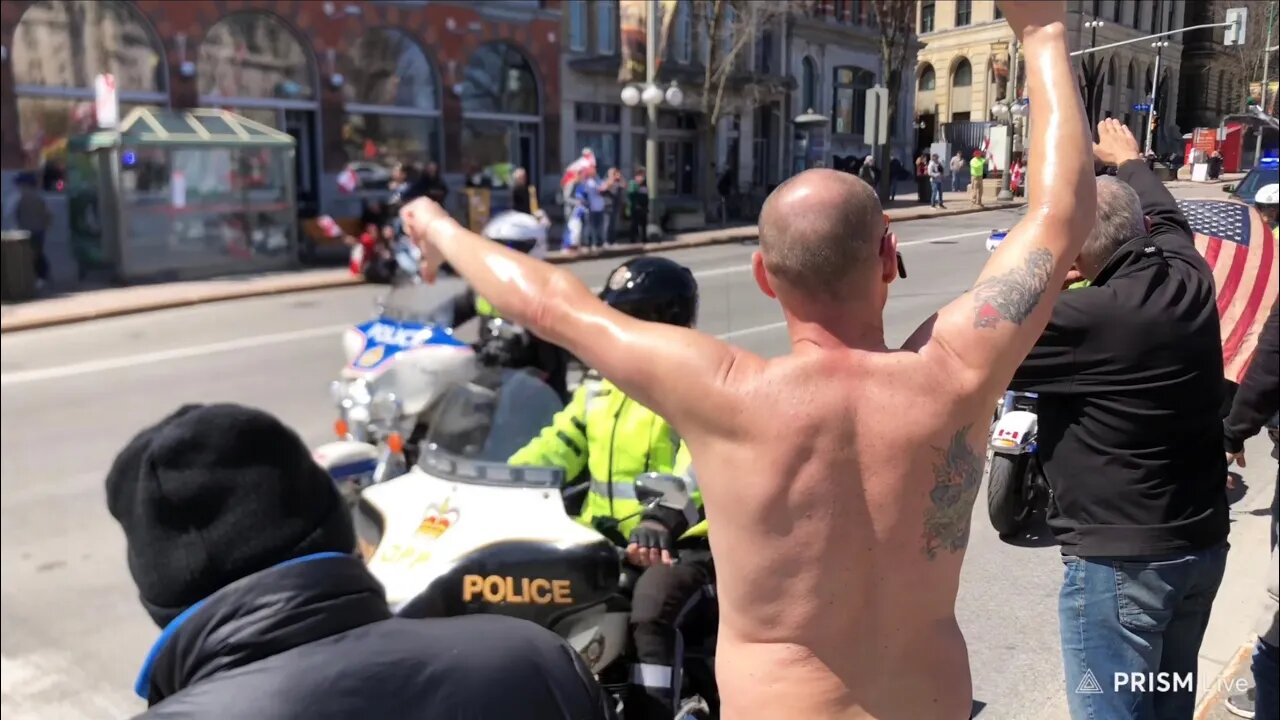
[401,3,1093,717]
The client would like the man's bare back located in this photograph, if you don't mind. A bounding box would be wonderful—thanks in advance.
[402,4,1093,717]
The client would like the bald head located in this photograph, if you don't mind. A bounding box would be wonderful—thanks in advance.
[758,169,885,299]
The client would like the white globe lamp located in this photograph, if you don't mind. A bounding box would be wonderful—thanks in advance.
[620,85,641,107]
[641,83,664,107]
[665,83,683,107]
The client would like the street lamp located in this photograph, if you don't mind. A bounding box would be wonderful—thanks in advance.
[1145,40,1170,155]
[620,77,682,240]
[990,39,1023,202]
[1082,19,1104,130]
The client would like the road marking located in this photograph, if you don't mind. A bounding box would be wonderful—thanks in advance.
[0,229,991,386]
[0,324,351,386]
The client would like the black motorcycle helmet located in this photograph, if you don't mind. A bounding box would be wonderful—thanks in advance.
[599,256,698,327]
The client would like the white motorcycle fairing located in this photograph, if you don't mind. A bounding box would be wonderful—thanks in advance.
[359,455,628,672]
[990,410,1037,454]
[340,321,477,419]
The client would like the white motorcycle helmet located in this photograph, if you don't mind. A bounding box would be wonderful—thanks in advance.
[1255,183,1280,207]
[482,210,547,259]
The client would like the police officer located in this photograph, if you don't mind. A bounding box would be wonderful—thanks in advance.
[509,256,712,720]
[428,212,570,399]
[1256,183,1279,239]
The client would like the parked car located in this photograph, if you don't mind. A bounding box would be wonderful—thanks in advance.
[1223,156,1279,204]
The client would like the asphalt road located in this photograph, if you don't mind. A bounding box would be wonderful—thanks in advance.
[2,199,1275,720]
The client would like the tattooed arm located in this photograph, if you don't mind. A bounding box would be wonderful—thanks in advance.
[904,3,1096,397]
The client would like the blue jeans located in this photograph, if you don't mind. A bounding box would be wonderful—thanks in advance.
[1059,543,1228,720]
[586,211,606,248]
[930,180,944,206]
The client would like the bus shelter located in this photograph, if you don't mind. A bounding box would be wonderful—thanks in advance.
[68,107,297,283]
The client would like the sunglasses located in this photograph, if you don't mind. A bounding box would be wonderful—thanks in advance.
[882,215,907,279]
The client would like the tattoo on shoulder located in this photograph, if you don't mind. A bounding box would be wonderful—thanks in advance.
[970,248,1055,329]
[922,425,984,560]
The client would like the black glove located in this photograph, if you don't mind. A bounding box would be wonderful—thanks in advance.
[628,519,672,553]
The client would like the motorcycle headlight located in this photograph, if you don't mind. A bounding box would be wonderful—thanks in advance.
[368,392,401,425]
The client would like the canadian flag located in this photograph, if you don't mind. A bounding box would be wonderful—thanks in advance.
[560,149,596,189]
[337,167,359,193]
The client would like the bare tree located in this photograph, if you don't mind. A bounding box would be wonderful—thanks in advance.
[1208,0,1278,114]
[871,0,917,203]
[691,0,792,214]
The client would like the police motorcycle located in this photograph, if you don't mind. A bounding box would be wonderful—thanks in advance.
[986,390,1048,537]
[348,370,719,720]
[314,211,553,492]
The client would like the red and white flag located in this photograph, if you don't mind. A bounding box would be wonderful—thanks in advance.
[561,149,596,189]
[337,167,359,194]
[1178,199,1278,383]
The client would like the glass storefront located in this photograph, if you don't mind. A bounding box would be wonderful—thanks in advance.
[461,43,540,187]
[11,0,168,190]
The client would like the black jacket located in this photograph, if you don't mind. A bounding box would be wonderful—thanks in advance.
[137,554,612,720]
[1011,159,1229,557]
[1224,301,1279,454]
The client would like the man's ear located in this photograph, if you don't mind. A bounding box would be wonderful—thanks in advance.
[881,232,899,284]
[752,251,777,299]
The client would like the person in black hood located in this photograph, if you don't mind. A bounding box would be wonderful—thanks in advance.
[106,403,612,720]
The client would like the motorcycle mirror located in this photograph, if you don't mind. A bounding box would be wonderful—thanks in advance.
[634,473,690,510]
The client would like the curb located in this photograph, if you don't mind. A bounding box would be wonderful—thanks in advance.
[1193,642,1253,720]
[1,273,365,333]
[0,203,1019,334]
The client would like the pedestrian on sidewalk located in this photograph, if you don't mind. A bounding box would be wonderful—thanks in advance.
[969,150,987,207]
[576,166,608,252]
[950,151,966,192]
[1222,300,1278,720]
[602,168,624,244]
[858,155,879,190]
[106,404,613,719]
[1008,120,1229,720]
[915,153,930,203]
[627,168,649,244]
[14,172,51,289]
[927,154,946,208]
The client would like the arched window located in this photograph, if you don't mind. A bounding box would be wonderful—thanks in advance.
[12,0,167,190]
[832,66,875,135]
[1217,69,1228,112]
[1126,61,1136,90]
[918,64,937,92]
[341,28,443,191]
[199,13,314,102]
[198,13,319,209]
[461,42,541,188]
[950,58,973,122]
[802,57,819,111]
[1107,57,1118,86]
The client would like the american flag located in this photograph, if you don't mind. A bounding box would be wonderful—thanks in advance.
[1177,199,1278,383]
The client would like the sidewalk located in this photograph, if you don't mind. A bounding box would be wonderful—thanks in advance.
[0,196,1021,333]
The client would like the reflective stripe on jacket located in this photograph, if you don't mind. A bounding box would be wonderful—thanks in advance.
[475,295,498,318]
[673,442,708,539]
[509,378,682,538]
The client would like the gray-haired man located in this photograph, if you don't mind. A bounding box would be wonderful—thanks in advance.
[1009,119,1229,720]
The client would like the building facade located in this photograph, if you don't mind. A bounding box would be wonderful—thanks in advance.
[558,0,791,220]
[1,0,563,284]
[914,0,1185,155]
[787,0,916,174]
[1177,0,1254,132]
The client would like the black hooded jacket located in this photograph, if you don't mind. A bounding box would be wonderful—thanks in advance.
[136,554,612,720]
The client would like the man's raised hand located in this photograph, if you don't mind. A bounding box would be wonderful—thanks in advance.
[1093,119,1142,168]
[399,197,454,283]
[998,0,1067,39]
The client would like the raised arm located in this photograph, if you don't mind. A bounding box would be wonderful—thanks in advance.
[906,1,1096,395]
[400,200,743,435]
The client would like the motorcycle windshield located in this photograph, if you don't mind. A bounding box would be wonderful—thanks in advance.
[418,370,566,487]
[378,281,448,326]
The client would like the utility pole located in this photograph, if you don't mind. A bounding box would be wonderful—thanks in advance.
[1145,40,1169,155]
[997,40,1020,202]
[1083,7,1105,132]
[644,0,660,241]
[1255,1,1276,163]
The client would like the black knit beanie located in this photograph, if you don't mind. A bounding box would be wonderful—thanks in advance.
[105,404,355,627]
